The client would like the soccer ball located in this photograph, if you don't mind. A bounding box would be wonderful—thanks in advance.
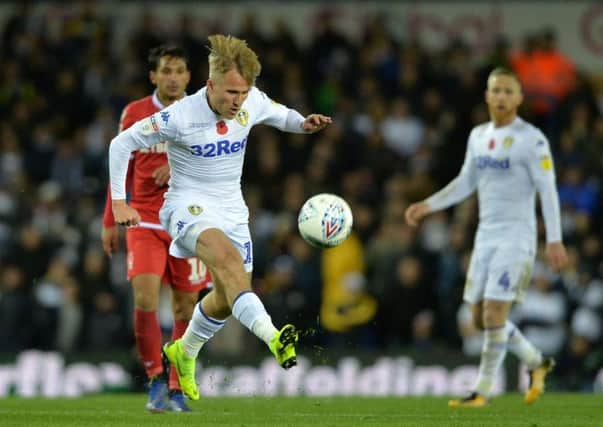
[297,193,353,248]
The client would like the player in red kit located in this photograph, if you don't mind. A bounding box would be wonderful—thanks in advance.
[101,45,210,413]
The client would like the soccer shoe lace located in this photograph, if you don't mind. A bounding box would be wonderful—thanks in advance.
[162,339,200,401]
[167,390,192,412]
[145,376,168,413]
[524,357,555,405]
[448,391,488,408]
[269,324,299,369]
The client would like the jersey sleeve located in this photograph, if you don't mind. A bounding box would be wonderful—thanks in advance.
[425,132,478,212]
[109,103,181,200]
[130,105,182,147]
[104,105,137,225]
[253,89,295,128]
[102,158,134,227]
[526,132,563,243]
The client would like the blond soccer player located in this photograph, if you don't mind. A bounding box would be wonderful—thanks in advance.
[405,67,568,407]
[108,34,331,401]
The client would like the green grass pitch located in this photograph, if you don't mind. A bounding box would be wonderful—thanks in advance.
[1,393,601,426]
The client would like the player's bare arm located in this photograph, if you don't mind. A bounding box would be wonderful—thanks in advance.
[152,163,170,186]
[405,201,430,227]
[545,241,568,271]
[101,226,119,257]
[302,114,332,133]
[112,199,141,227]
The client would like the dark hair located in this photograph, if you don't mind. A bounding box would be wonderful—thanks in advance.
[148,45,189,71]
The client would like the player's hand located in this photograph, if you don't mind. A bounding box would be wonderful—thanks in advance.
[405,202,430,227]
[112,200,141,227]
[303,114,332,133]
[152,164,170,186]
[545,241,568,271]
[101,226,119,257]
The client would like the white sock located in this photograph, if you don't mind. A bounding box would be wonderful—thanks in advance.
[474,326,508,396]
[181,303,227,358]
[231,291,278,345]
[505,321,543,369]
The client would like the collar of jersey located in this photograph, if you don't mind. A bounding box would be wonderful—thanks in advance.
[490,116,521,131]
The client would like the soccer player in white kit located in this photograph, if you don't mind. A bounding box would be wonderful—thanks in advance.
[405,68,568,407]
[109,34,332,401]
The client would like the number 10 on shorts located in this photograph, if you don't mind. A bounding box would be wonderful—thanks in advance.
[187,258,207,283]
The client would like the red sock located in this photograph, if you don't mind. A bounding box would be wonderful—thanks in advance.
[134,309,163,379]
[169,319,189,390]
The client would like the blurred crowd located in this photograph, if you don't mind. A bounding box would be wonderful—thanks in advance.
[0,3,601,392]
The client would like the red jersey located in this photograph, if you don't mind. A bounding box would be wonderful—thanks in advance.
[103,91,168,227]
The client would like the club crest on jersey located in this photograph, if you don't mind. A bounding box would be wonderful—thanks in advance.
[235,109,249,126]
[488,139,495,150]
[503,136,514,148]
[188,205,203,215]
[216,120,228,135]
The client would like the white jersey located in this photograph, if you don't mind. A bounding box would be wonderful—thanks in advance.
[426,117,562,253]
[109,86,306,222]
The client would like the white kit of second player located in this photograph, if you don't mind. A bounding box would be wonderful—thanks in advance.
[425,117,562,255]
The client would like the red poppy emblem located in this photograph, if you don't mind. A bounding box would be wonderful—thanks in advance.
[488,139,495,150]
[216,120,228,135]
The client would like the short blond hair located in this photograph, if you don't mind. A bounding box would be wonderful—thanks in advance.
[488,67,521,87]
[207,34,261,86]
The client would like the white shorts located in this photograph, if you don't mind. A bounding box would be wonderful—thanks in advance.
[463,246,534,304]
[159,198,253,273]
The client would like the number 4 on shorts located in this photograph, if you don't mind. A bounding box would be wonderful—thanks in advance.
[498,271,510,290]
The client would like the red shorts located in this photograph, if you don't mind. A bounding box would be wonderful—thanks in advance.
[126,226,210,292]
